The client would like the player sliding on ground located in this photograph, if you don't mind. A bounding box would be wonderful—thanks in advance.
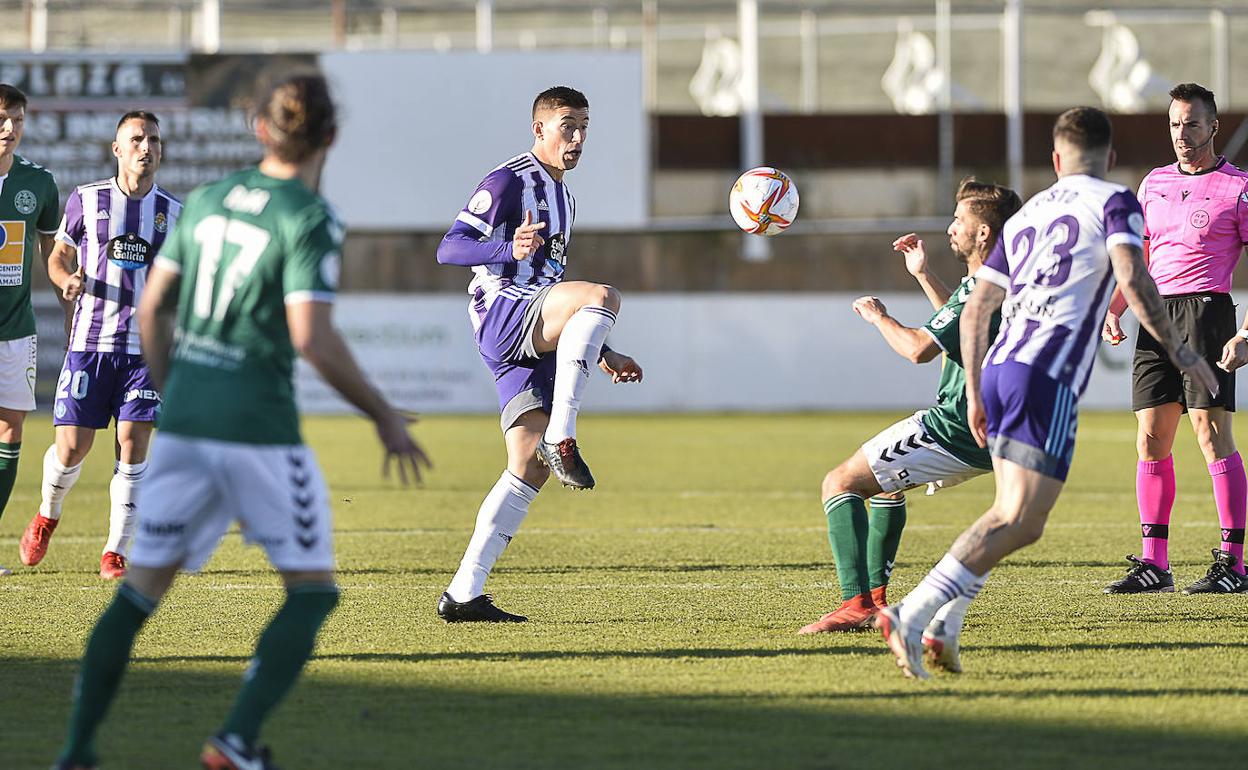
[53,73,430,770]
[803,180,1020,667]
[876,107,1218,680]
[434,85,642,623]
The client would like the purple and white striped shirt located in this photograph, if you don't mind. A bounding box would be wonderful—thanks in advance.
[977,174,1144,396]
[57,178,182,355]
[437,152,576,333]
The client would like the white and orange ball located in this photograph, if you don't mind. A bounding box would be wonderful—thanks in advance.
[728,166,799,236]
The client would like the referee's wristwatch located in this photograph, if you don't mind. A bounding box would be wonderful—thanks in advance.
[1237,329,1248,342]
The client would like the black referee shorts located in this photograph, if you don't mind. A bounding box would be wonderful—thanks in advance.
[1132,292,1236,412]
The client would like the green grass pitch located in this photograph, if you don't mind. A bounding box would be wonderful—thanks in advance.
[2,412,1246,769]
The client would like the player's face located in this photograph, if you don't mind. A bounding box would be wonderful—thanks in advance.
[947,201,978,263]
[0,103,25,160]
[113,119,162,179]
[1169,99,1217,164]
[534,106,589,172]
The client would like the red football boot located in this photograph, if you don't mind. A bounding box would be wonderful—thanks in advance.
[20,513,59,566]
[798,592,879,634]
[870,584,889,608]
[100,551,127,579]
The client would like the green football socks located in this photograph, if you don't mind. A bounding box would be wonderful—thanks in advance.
[824,492,870,601]
[0,440,20,521]
[867,495,908,590]
[59,582,156,766]
[220,584,340,745]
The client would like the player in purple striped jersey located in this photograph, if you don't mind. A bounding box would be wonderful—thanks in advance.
[876,107,1218,679]
[435,86,643,622]
[19,111,180,579]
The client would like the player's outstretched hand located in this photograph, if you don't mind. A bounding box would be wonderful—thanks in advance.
[376,410,433,486]
[62,264,85,302]
[852,296,887,324]
[512,210,547,261]
[892,233,928,277]
[1173,343,1220,398]
[1102,312,1126,346]
[600,350,643,383]
[1217,334,1248,373]
[967,393,989,448]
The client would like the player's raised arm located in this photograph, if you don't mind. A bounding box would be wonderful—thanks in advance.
[852,296,940,364]
[436,169,524,267]
[1109,242,1218,396]
[893,233,952,310]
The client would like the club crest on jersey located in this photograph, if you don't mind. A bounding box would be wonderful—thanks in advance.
[107,233,153,270]
[153,211,168,233]
[1190,209,1210,228]
[547,233,567,266]
[13,190,36,215]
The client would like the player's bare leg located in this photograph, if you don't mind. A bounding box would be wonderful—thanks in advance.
[441,410,548,622]
[880,459,1061,678]
[98,421,154,578]
[532,281,621,489]
[20,424,95,568]
[801,451,893,634]
[1184,406,1246,591]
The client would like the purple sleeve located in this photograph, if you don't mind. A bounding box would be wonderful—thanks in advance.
[436,230,514,266]
[975,235,1010,289]
[1104,189,1144,250]
[56,187,84,246]
[436,168,523,266]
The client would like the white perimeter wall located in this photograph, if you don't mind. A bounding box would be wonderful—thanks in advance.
[318,51,647,230]
[295,293,1164,415]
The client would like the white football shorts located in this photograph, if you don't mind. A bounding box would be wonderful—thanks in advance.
[861,411,985,495]
[130,433,335,572]
[0,334,37,411]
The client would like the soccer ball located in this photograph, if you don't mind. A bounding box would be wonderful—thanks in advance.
[729,167,799,236]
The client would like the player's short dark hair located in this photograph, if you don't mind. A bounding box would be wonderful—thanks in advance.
[532,86,588,120]
[1169,82,1217,119]
[1052,107,1113,153]
[0,84,28,111]
[955,177,1022,237]
[117,110,159,130]
[256,72,337,163]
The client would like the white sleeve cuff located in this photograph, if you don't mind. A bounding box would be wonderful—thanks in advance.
[1106,232,1144,250]
[154,255,182,274]
[976,265,1009,289]
[920,325,947,353]
[284,290,336,305]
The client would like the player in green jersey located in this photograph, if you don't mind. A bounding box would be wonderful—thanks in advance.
[798,179,1020,667]
[53,73,431,770]
[0,84,59,576]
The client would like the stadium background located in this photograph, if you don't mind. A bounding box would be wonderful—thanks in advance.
[1,0,1245,412]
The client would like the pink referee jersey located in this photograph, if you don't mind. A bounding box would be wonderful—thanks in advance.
[1137,157,1248,295]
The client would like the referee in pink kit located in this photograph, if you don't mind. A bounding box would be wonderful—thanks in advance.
[1104,83,1248,595]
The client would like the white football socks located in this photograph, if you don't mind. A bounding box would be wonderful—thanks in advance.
[898,553,986,632]
[39,444,83,520]
[104,461,146,555]
[446,471,539,602]
[928,571,990,637]
[544,304,617,444]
